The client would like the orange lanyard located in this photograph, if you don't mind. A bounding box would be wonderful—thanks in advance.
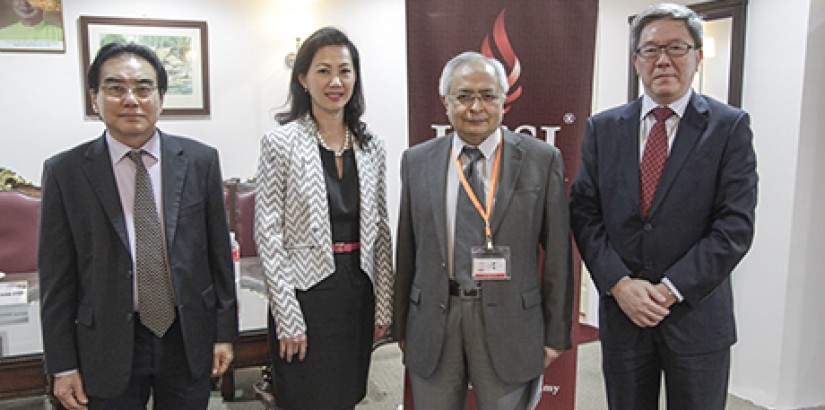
[452,144,502,248]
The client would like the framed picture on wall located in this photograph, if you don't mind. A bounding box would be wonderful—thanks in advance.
[0,0,65,53]
[79,16,210,116]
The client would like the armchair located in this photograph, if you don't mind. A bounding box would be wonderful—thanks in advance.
[0,188,40,274]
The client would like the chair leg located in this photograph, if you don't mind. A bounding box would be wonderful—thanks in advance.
[253,365,278,409]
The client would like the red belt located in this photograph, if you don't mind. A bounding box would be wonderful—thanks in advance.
[332,242,360,253]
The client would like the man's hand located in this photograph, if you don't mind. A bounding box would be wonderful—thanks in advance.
[212,343,234,377]
[53,372,88,410]
[653,283,678,308]
[611,278,670,327]
[544,347,562,368]
[280,333,308,363]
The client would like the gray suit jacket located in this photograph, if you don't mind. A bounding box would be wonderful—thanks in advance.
[38,131,238,398]
[392,128,573,384]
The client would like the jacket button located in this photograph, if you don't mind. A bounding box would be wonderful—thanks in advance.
[644,223,652,231]
[439,304,447,312]
[127,270,133,278]
[126,313,134,322]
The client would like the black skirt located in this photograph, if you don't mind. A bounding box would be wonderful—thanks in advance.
[268,252,374,410]
[268,147,374,410]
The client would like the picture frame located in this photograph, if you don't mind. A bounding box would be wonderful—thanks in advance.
[0,0,66,53]
[79,16,210,116]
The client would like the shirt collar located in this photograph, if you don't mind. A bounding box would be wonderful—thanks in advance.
[106,131,162,164]
[640,89,693,120]
[451,127,502,159]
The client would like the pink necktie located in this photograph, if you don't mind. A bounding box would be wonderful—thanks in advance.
[640,107,674,217]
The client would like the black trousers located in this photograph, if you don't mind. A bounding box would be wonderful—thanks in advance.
[87,317,212,410]
[602,327,730,410]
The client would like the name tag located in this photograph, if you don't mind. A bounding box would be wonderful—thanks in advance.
[471,246,511,280]
[0,281,28,306]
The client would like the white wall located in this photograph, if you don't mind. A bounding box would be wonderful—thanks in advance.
[2,0,823,408]
[0,0,407,223]
[734,0,825,408]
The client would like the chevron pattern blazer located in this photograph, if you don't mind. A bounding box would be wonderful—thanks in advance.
[254,116,393,339]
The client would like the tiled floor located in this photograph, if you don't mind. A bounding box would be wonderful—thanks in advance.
[1,342,821,410]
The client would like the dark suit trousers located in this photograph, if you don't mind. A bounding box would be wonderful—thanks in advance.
[86,317,211,410]
[601,327,730,410]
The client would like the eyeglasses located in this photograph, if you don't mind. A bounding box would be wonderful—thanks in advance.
[100,84,158,98]
[635,42,695,59]
[448,92,502,106]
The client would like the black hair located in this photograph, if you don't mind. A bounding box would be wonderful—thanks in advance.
[275,27,370,144]
[87,42,168,96]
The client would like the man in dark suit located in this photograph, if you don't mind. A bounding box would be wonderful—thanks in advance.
[38,43,237,410]
[570,4,757,410]
[393,51,573,409]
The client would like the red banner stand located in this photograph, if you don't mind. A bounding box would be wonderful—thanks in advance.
[403,0,598,407]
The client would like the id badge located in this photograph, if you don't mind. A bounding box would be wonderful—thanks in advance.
[471,246,511,280]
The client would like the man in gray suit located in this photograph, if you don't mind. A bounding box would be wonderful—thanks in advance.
[39,43,237,410]
[393,51,574,409]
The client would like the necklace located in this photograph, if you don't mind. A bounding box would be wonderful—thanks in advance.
[317,128,351,157]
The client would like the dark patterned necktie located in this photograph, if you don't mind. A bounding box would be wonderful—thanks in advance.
[640,107,674,217]
[128,150,176,337]
[453,146,485,290]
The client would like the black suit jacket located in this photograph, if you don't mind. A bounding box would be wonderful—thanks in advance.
[393,129,573,384]
[38,131,238,398]
[570,93,757,354]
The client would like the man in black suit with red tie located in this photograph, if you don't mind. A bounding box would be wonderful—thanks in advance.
[570,4,757,410]
[39,43,237,409]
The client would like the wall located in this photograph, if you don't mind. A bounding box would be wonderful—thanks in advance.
[784,3,825,407]
[1,0,823,408]
[0,0,407,219]
[735,0,824,408]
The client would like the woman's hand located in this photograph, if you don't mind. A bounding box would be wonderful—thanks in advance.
[374,324,390,341]
[280,333,308,363]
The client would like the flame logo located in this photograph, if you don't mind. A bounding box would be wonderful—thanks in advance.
[480,9,522,113]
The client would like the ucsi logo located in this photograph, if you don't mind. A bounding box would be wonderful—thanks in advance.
[431,8,577,146]
[481,9,521,114]
[430,123,563,145]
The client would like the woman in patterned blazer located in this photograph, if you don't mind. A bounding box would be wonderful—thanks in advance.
[254,27,393,410]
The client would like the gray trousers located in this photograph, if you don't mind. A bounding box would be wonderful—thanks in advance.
[409,296,534,410]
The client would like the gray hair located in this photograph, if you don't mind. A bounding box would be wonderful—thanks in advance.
[438,51,509,97]
[630,3,704,51]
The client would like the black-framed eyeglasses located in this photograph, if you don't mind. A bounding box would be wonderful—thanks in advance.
[635,42,695,59]
[448,92,503,106]
[100,84,158,98]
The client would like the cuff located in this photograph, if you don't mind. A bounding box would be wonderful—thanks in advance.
[54,369,79,377]
[661,277,685,303]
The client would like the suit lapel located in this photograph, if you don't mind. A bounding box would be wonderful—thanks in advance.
[159,133,188,249]
[428,137,452,262]
[619,100,643,215]
[648,93,709,216]
[82,135,130,251]
[489,130,523,235]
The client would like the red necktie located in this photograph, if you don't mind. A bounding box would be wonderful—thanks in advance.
[640,107,674,217]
